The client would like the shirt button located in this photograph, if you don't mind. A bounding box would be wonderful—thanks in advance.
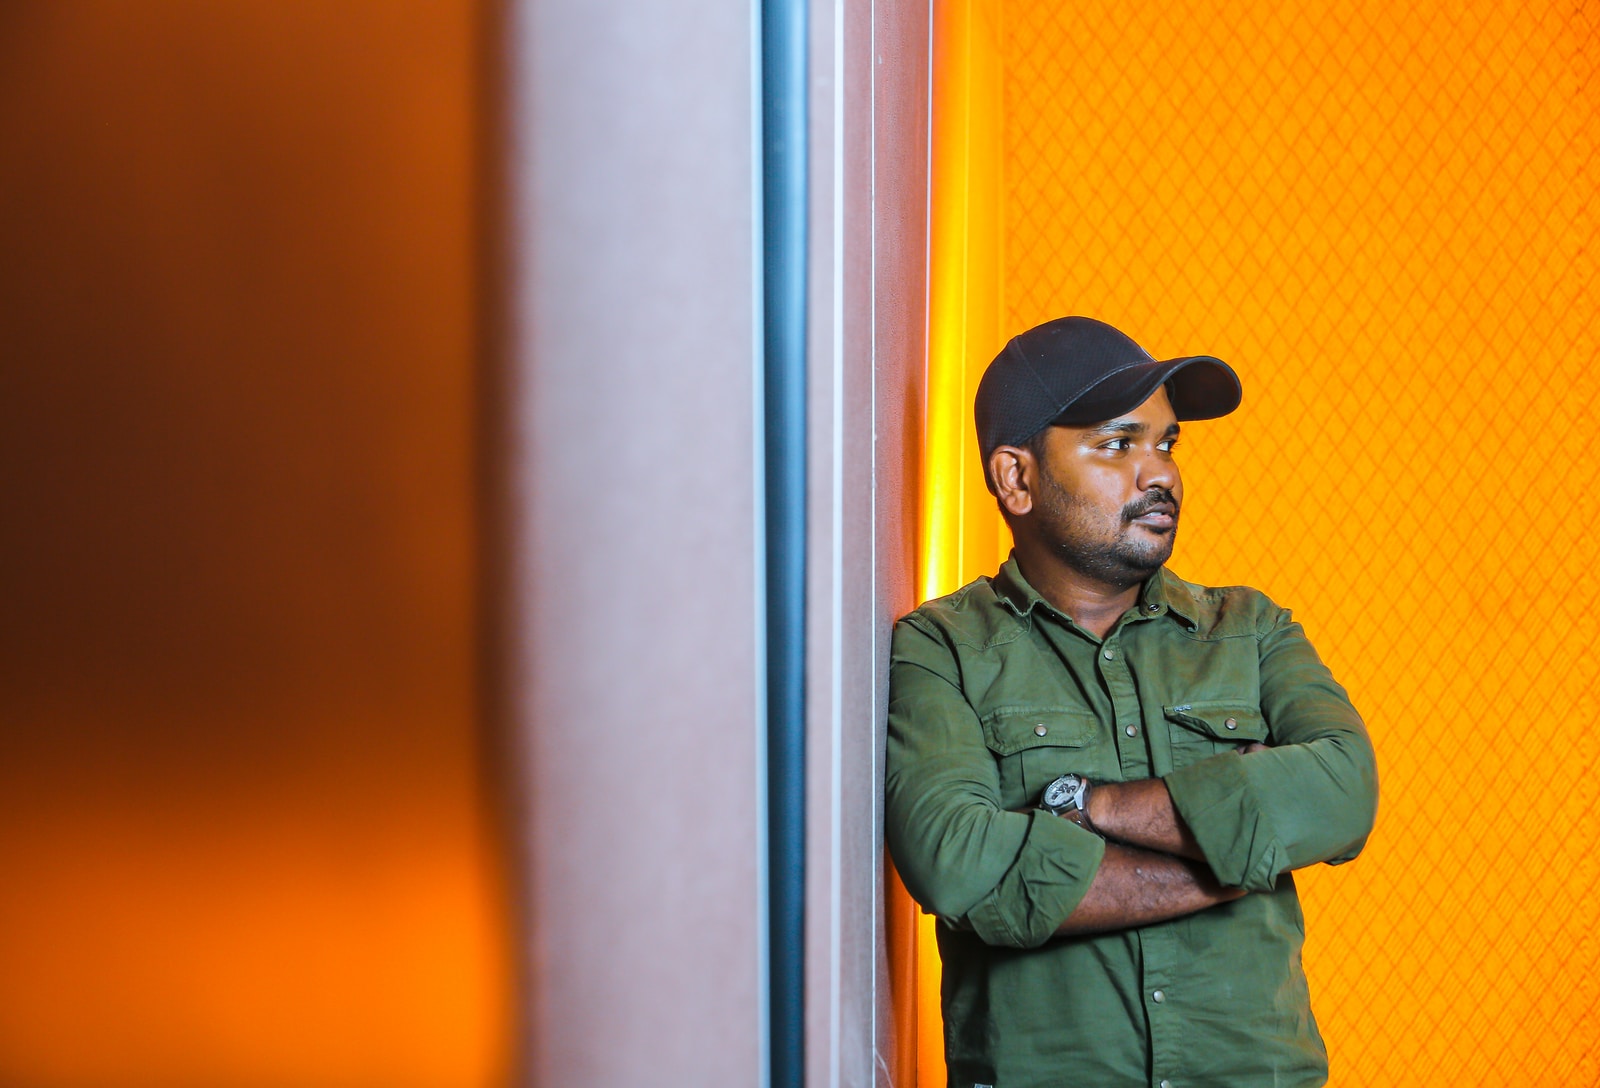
[1152,989,1165,1003]
[1033,724,1047,736]
[1147,603,1159,612]
[1224,717,1238,730]
[1102,647,1115,660]
[1160,1081,1172,1088]
[1125,724,1138,737]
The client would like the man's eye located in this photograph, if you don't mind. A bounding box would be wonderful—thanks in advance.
[1158,439,1179,453]
[1103,438,1131,451]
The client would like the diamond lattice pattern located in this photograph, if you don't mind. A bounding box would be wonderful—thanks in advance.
[972,1,1598,1083]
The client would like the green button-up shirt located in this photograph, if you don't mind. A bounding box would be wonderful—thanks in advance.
[886,558,1378,1088]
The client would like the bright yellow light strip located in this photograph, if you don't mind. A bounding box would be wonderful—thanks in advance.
[922,0,1006,607]
[913,1,1006,1085]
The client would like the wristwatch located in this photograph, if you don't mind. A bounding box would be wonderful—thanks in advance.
[1040,773,1096,831]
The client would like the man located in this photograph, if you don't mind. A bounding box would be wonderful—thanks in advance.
[885,316,1378,1088]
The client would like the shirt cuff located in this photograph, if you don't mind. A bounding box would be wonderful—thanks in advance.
[964,810,1106,948]
[1165,752,1289,893]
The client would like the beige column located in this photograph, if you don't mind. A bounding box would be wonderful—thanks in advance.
[503,1,766,1083]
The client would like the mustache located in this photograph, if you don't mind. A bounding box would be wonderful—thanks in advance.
[1122,489,1179,521]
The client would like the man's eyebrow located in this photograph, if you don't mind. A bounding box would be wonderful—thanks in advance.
[1082,418,1145,438]
[1079,419,1183,440]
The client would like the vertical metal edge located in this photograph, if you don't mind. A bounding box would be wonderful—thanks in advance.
[762,0,809,1084]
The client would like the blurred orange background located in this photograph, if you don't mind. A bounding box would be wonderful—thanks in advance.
[0,4,511,1087]
[909,0,1598,1084]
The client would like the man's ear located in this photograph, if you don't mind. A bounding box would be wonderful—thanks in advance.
[989,446,1034,519]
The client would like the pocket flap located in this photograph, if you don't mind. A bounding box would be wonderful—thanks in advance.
[979,706,1100,756]
[1163,701,1269,742]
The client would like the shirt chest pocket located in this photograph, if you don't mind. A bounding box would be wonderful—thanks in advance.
[1163,700,1270,769]
[978,706,1109,809]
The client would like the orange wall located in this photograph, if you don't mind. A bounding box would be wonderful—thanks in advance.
[0,5,510,1086]
[920,0,1598,1083]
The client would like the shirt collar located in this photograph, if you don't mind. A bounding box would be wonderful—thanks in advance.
[1140,566,1199,627]
[992,554,1050,617]
[994,554,1198,628]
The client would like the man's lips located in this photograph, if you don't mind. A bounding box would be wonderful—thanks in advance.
[1129,502,1177,530]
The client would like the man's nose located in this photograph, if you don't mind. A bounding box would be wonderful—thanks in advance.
[1134,448,1177,493]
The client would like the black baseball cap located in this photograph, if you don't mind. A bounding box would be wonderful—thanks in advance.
[975,316,1242,488]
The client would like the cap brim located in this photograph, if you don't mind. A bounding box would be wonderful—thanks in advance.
[1052,355,1241,426]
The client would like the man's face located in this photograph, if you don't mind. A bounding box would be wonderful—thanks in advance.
[1028,386,1184,589]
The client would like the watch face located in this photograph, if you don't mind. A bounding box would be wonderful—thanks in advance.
[1042,774,1081,810]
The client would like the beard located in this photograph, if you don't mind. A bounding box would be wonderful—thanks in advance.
[1032,467,1179,591]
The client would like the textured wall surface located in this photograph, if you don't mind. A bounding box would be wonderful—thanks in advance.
[920,1,1597,1083]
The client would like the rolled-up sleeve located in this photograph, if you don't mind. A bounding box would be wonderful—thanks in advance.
[1165,608,1379,893]
[885,617,1105,948]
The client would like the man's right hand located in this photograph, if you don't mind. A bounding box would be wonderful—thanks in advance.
[1054,843,1247,936]
[1078,777,1206,862]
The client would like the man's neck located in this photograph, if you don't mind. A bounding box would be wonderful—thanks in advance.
[1013,551,1147,640]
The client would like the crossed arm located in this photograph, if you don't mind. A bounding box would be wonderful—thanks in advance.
[1049,758,1261,935]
